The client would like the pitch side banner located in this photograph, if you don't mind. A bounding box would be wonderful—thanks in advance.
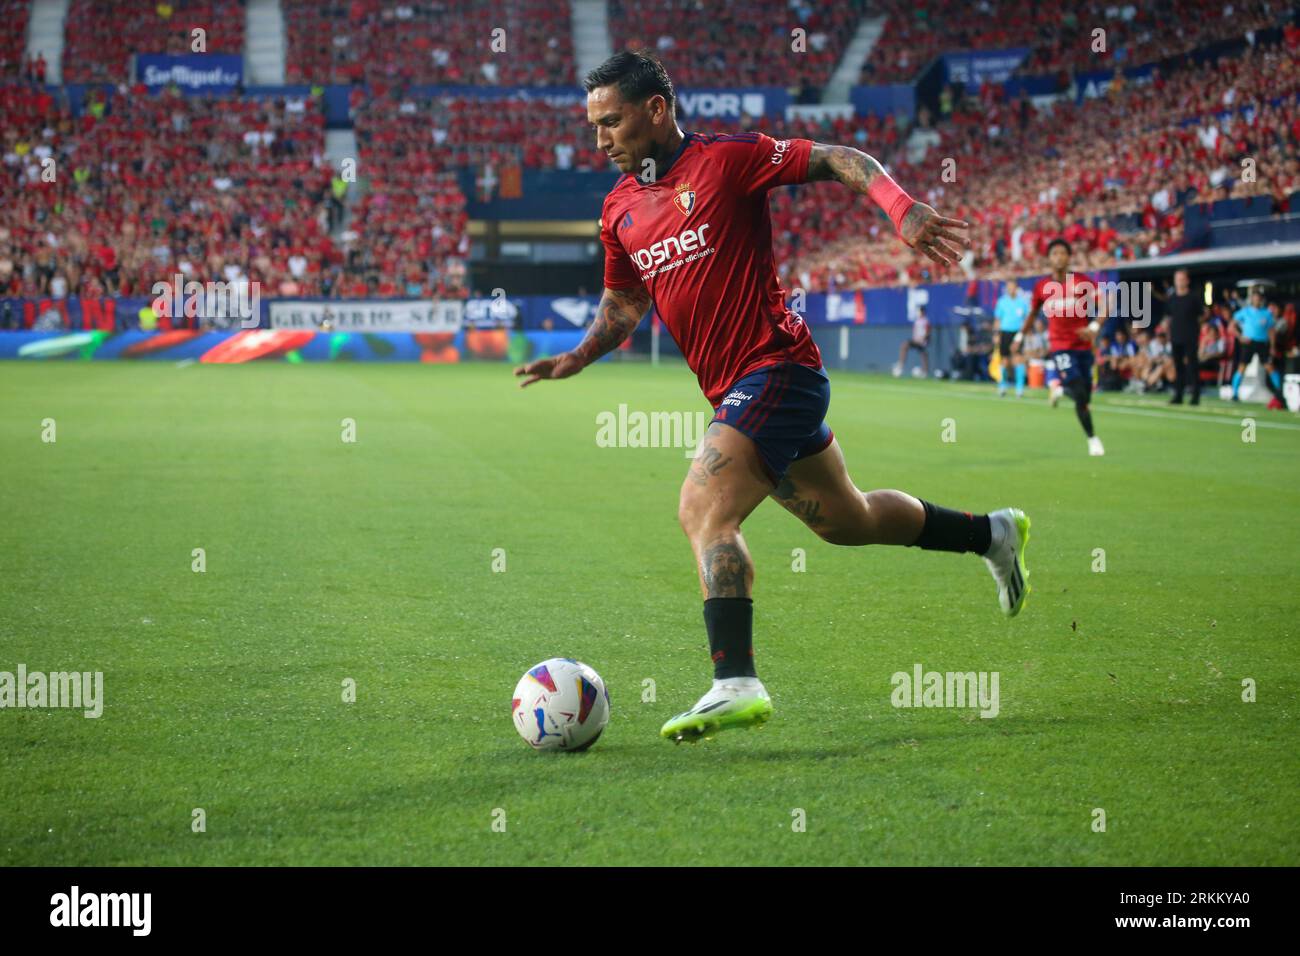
[268,300,463,332]
[943,48,1030,89]
[135,54,244,94]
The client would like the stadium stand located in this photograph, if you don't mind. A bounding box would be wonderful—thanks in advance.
[860,0,1284,83]
[62,0,246,83]
[0,0,31,79]
[281,0,574,86]
[609,0,868,92]
[778,37,1300,291]
[0,0,1296,303]
[0,87,334,299]
[351,94,470,297]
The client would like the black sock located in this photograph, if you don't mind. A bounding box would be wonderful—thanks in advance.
[703,597,756,679]
[910,500,993,555]
[1075,402,1094,438]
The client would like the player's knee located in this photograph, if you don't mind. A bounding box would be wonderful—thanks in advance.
[677,485,727,540]
[677,490,700,537]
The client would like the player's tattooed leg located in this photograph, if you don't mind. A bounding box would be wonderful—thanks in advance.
[688,424,734,486]
[771,475,827,529]
[700,537,750,598]
[678,422,771,598]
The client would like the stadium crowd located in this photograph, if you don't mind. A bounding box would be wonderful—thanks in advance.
[0,0,31,79]
[1,1,1296,304]
[62,0,246,83]
[0,85,346,300]
[611,0,868,95]
[772,36,1300,293]
[282,0,574,87]
[861,0,1285,82]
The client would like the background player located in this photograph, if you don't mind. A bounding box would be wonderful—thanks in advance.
[994,279,1029,397]
[894,304,930,378]
[515,51,1032,743]
[1015,238,1105,456]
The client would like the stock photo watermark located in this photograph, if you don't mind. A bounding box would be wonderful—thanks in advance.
[891,663,999,718]
[596,404,712,457]
[0,665,103,718]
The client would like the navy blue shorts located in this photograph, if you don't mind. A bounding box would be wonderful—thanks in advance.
[710,363,834,485]
[1049,349,1094,387]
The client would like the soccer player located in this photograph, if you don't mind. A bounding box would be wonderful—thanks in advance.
[994,279,1029,397]
[894,304,930,378]
[514,51,1032,743]
[1230,286,1285,405]
[1014,238,1106,456]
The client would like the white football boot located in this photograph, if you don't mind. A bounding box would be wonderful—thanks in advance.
[660,677,772,743]
[1088,436,1105,456]
[983,508,1031,618]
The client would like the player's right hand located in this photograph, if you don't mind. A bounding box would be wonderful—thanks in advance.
[899,202,970,265]
[514,351,585,388]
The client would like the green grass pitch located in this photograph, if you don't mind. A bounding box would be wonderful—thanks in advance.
[1,360,1296,866]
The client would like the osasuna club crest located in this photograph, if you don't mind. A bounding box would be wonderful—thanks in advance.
[674,183,697,215]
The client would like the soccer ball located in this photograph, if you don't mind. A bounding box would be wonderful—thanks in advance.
[511,658,610,751]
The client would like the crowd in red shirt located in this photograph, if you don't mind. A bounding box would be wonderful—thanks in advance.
[2,4,1296,303]
[62,0,246,83]
[0,85,342,300]
[775,38,1300,292]
[863,0,1283,83]
[611,0,867,92]
[1,1,32,79]
[352,95,470,298]
[282,0,574,87]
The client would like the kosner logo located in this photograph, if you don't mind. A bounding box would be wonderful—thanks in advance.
[630,223,711,270]
[50,886,151,936]
[152,274,261,329]
[1042,279,1152,328]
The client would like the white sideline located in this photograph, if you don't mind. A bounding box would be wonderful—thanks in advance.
[855,380,1300,432]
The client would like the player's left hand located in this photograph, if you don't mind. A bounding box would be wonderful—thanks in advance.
[514,351,585,388]
[899,202,971,265]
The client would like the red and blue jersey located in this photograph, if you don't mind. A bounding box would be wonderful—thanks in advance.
[599,131,823,406]
[1031,273,1100,353]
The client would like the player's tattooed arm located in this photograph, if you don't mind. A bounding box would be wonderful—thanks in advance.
[573,285,652,366]
[806,143,969,265]
[514,285,651,387]
[805,142,886,191]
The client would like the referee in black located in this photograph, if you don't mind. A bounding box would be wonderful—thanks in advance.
[1164,269,1207,405]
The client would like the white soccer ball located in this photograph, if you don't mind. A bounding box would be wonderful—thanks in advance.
[511,658,609,751]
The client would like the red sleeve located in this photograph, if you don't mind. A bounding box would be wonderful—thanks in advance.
[1030,279,1045,315]
[715,133,812,195]
[599,209,641,290]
